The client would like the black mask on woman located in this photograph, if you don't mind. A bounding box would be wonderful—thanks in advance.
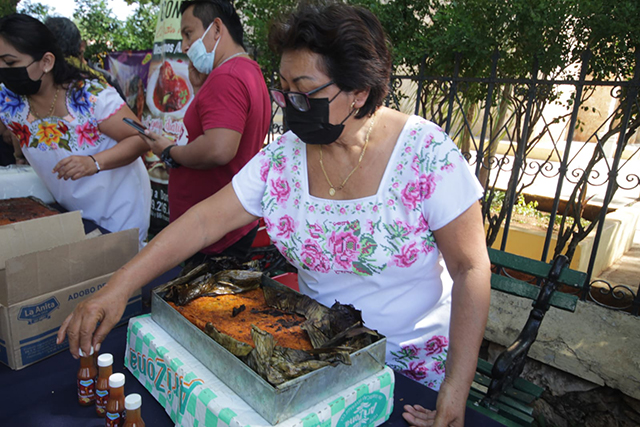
[0,61,43,96]
[285,96,356,145]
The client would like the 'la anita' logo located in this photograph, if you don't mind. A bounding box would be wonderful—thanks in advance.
[337,392,387,427]
[18,297,60,324]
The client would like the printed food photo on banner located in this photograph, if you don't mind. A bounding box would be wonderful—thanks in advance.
[147,59,192,118]
[105,51,153,120]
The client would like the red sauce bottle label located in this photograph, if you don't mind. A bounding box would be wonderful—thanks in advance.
[96,388,109,415]
[105,411,125,427]
[77,378,95,404]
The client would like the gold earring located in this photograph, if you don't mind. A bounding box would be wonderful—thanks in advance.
[351,101,360,116]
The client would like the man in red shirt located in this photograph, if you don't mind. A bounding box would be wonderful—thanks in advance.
[146,0,270,262]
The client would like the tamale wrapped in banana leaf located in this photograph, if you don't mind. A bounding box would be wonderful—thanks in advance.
[160,261,383,386]
[163,257,262,305]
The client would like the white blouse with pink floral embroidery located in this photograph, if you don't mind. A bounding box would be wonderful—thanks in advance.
[233,115,483,389]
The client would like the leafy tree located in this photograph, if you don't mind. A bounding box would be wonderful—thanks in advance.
[0,0,20,16]
[15,0,51,19]
[4,0,158,62]
[73,0,120,60]
[74,0,159,62]
[349,0,439,70]
[116,1,158,50]
[236,0,298,74]
[573,0,639,80]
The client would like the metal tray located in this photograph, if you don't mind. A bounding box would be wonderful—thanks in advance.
[151,274,386,425]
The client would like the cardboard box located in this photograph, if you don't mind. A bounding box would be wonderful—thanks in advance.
[0,212,141,369]
[126,315,395,427]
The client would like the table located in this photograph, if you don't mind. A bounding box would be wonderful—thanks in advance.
[0,268,502,427]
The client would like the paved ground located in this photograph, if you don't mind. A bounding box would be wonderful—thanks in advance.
[594,216,640,296]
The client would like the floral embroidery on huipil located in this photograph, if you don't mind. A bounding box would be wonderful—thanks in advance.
[0,80,108,153]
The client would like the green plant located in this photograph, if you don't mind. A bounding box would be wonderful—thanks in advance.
[490,191,542,222]
[490,190,591,232]
[235,0,298,73]
[514,195,542,221]
[73,0,159,62]
[15,0,49,19]
[0,0,19,16]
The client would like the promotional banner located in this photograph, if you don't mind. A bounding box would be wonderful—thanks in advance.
[145,0,192,145]
[144,0,193,237]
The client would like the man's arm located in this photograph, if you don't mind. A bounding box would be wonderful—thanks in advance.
[170,128,241,169]
[144,127,242,170]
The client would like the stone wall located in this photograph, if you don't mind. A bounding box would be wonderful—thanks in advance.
[485,290,640,400]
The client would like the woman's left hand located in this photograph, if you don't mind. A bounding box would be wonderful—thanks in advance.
[403,378,468,427]
[53,155,99,180]
[403,404,437,426]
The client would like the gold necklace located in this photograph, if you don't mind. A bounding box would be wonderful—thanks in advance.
[28,87,60,119]
[319,111,377,197]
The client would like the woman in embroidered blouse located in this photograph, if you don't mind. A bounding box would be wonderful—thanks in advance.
[58,4,490,426]
[0,14,151,246]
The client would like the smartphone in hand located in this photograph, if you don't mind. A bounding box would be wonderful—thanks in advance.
[122,118,155,141]
[123,117,148,133]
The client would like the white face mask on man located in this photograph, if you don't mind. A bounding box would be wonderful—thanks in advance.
[187,22,221,74]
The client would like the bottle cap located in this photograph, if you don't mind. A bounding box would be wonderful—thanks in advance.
[78,346,94,357]
[97,353,113,367]
[125,393,142,410]
[109,373,125,388]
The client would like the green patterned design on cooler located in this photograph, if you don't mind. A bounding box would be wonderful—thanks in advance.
[336,392,388,427]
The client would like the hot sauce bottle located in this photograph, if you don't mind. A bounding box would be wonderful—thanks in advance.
[77,346,98,406]
[105,373,126,426]
[95,353,113,417]
[122,393,145,427]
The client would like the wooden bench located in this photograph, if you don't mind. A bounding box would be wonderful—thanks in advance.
[467,248,587,426]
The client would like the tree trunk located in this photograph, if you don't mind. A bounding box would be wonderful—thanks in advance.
[479,84,512,189]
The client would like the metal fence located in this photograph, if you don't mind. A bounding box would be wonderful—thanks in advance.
[267,49,640,316]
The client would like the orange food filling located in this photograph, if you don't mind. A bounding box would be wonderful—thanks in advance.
[168,289,313,351]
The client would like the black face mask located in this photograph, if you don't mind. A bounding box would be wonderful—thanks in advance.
[285,96,356,145]
[0,61,43,96]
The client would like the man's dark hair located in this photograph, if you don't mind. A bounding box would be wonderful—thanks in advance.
[44,17,82,58]
[268,3,392,119]
[180,0,245,49]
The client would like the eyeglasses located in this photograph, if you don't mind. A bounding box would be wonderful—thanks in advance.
[269,80,335,112]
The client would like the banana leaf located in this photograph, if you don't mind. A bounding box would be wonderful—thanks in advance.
[163,264,383,386]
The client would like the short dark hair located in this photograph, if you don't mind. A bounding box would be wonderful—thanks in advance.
[269,3,392,119]
[180,0,245,49]
[44,17,82,58]
[0,14,87,85]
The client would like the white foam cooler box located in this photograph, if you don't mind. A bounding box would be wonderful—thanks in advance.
[125,314,395,427]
